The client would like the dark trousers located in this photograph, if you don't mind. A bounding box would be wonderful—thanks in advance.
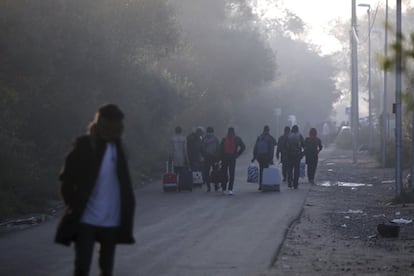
[74,223,118,276]
[306,156,318,181]
[221,157,236,191]
[280,156,288,181]
[287,156,301,188]
[203,158,216,190]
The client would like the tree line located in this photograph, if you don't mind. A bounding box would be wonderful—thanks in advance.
[0,0,339,218]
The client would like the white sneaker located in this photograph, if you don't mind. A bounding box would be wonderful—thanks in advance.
[228,190,233,195]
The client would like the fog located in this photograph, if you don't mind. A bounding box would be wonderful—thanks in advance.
[0,0,413,217]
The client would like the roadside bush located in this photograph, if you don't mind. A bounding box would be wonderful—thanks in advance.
[0,133,47,220]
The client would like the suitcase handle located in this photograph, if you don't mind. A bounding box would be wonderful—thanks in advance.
[166,161,174,173]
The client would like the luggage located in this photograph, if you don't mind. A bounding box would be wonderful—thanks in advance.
[178,168,193,192]
[261,166,281,192]
[163,161,177,192]
[192,171,204,187]
[247,163,258,183]
[210,162,223,184]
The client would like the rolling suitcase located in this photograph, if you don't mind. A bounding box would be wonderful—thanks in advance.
[262,166,281,192]
[178,168,193,192]
[163,161,177,192]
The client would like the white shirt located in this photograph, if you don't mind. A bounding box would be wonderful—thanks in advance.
[81,143,121,227]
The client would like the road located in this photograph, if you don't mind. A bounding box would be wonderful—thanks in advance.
[0,155,312,276]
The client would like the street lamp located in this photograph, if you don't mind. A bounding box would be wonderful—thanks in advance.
[358,3,372,151]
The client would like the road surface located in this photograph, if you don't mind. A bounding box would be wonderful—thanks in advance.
[0,155,312,276]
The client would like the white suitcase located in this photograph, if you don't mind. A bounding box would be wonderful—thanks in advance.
[262,166,281,192]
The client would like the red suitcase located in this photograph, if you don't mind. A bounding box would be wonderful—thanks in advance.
[163,161,178,192]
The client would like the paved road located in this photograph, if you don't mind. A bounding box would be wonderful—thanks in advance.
[0,155,312,276]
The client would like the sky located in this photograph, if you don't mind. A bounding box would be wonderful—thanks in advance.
[283,0,351,54]
[278,0,394,55]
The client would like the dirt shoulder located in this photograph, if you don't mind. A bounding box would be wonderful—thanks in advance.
[266,146,414,276]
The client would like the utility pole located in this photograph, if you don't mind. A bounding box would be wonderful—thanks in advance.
[381,0,388,168]
[351,0,359,163]
[395,0,402,195]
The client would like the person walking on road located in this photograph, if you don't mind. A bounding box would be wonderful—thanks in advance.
[220,127,245,195]
[252,125,277,191]
[186,127,204,171]
[200,126,220,192]
[169,126,189,178]
[286,125,304,189]
[55,104,136,276]
[276,126,291,182]
[304,127,323,184]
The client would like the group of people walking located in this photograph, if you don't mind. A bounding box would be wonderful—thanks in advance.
[170,126,246,195]
[169,123,323,193]
[54,103,325,275]
[275,125,323,188]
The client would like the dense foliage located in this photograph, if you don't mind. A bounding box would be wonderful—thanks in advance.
[0,0,339,218]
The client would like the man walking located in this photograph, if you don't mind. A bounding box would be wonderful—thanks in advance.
[186,127,204,171]
[252,125,277,190]
[276,126,291,182]
[286,125,304,189]
[220,127,245,195]
[200,126,220,192]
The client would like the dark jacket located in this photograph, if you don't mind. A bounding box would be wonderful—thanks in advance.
[253,133,276,164]
[220,135,245,160]
[276,134,289,163]
[55,135,135,246]
[304,136,323,164]
[187,132,202,165]
[286,132,305,159]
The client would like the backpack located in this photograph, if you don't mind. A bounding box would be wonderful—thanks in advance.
[255,136,269,156]
[202,135,219,157]
[223,136,236,154]
[287,133,302,154]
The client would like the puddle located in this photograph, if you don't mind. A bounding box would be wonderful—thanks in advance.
[318,181,373,187]
[342,209,364,214]
[326,162,336,166]
[381,180,395,184]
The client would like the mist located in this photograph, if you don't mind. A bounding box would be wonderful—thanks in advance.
[0,0,346,217]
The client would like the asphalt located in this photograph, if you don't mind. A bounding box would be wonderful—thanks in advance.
[0,153,311,276]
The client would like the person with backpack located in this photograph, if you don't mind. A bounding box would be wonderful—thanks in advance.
[304,128,323,184]
[169,126,189,178]
[220,127,245,195]
[200,126,220,192]
[276,126,291,182]
[286,125,304,189]
[252,125,277,190]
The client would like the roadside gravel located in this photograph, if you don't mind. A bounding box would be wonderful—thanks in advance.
[265,146,414,276]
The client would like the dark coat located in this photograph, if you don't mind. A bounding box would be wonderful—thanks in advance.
[304,136,323,164]
[253,133,277,164]
[55,135,135,246]
[276,134,289,163]
[220,135,246,160]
